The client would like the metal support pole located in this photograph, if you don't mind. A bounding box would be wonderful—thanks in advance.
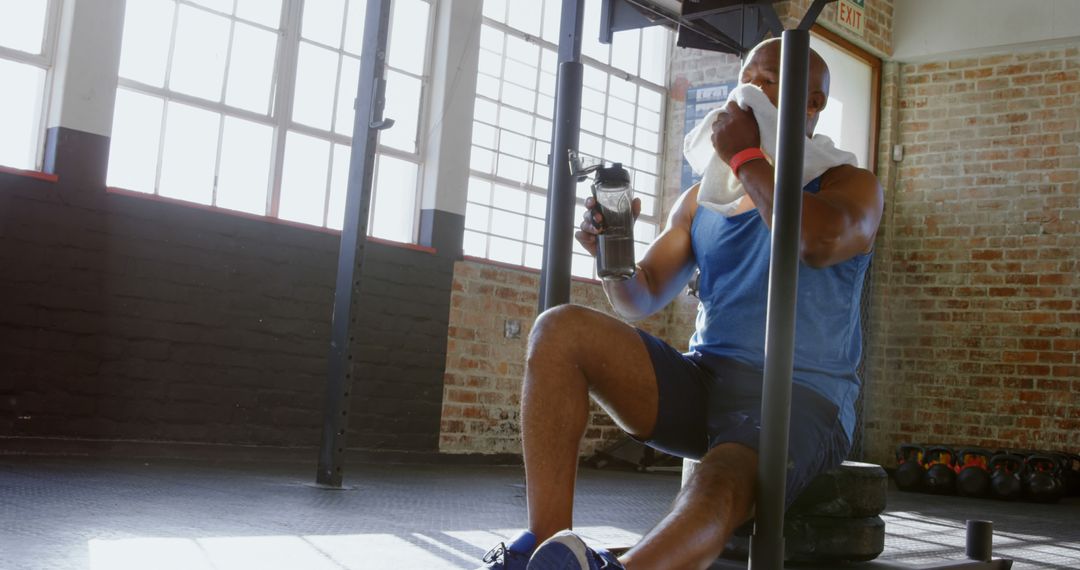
[316,0,394,488]
[749,29,810,570]
[538,0,585,312]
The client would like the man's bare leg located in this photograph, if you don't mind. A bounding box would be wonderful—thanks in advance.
[521,304,661,542]
[620,444,758,570]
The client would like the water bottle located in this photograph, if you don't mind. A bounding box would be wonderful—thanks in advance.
[592,163,636,280]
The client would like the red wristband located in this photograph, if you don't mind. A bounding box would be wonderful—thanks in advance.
[728,147,767,175]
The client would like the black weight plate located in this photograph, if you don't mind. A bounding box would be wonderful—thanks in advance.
[722,515,886,563]
[788,461,888,518]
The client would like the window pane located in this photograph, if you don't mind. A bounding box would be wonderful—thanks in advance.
[580,0,608,64]
[225,22,277,114]
[292,42,338,131]
[118,0,174,87]
[107,89,164,191]
[0,0,48,53]
[540,0,560,44]
[639,88,662,113]
[335,55,361,136]
[528,194,546,218]
[526,218,545,244]
[491,212,525,240]
[463,230,487,257]
[474,98,497,124]
[373,154,419,241]
[279,132,330,226]
[633,149,658,174]
[472,121,496,150]
[610,28,640,77]
[524,244,543,269]
[492,183,526,212]
[0,60,45,170]
[236,0,282,28]
[465,203,491,232]
[496,155,528,181]
[216,117,272,215]
[170,5,231,101]
[381,71,422,152]
[636,128,658,153]
[498,131,531,160]
[640,26,669,85]
[470,146,494,174]
[189,0,232,14]
[476,72,499,100]
[467,177,492,205]
[504,63,537,91]
[342,0,367,55]
[507,0,541,36]
[302,0,346,48]
[505,35,538,66]
[607,119,634,145]
[499,106,532,135]
[327,144,351,230]
[159,102,220,204]
[388,0,428,76]
[489,236,522,265]
[607,97,635,124]
[482,0,506,22]
[572,254,594,279]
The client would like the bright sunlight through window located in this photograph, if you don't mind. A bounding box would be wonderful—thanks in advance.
[0,0,58,171]
[107,0,432,242]
[466,0,669,279]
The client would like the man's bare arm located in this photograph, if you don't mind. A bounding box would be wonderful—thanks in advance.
[736,161,884,268]
[577,188,699,321]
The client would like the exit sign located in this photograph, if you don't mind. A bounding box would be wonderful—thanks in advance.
[837,0,866,35]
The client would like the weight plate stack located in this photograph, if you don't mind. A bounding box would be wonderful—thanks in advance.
[689,461,888,563]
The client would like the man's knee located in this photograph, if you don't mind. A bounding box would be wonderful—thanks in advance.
[527,304,595,362]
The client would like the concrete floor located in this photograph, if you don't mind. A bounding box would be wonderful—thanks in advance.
[0,456,1077,570]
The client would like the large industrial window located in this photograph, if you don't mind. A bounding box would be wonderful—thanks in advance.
[465,0,670,279]
[0,0,60,171]
[107,0,432,242]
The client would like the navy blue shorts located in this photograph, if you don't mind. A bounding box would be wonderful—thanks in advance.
[635,329,851,509]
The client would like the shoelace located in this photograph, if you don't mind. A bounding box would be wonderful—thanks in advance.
[482,542,508,564]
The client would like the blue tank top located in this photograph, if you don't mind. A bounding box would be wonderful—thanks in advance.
[688,177,871,440]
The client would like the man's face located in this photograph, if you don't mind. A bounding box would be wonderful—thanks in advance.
[739,40,829,134]
[740,42,782,108]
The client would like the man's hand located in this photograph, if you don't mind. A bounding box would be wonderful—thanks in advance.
[711,101,760,164]
[575,196,642,257]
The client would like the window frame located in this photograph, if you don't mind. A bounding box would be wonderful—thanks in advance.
[0,0,64,171]
[811,24,882,173]
[111,0,435,240]
[466,13,671,278]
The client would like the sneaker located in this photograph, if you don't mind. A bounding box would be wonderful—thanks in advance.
[477,531,537,570]
[527,530,625,570]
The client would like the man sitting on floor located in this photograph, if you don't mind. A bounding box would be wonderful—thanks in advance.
[478,38,884,570]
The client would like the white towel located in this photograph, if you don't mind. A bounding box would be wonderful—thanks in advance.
[683,83,857,215]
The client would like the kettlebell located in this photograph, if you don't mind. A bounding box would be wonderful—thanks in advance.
[1023,454,1064,503]
[1052,453,1080,497]
[923,446,957,495]
[989,453,1023,501]
[894,444,925,492]
[955,448,992,498]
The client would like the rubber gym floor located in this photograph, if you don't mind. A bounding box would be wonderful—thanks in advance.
[1,455,1076,570]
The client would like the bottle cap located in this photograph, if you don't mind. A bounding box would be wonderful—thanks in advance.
[595,162,631,186]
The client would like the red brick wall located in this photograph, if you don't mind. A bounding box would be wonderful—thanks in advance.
[439,259,696,455]
[863,44,1080,464]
